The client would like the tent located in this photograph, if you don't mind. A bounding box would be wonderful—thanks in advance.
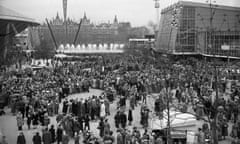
[151,109,199,132]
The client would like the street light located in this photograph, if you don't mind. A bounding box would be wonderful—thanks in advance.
[205,1,221,144]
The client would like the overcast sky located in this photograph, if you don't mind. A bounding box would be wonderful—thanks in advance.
[1,0,239,26]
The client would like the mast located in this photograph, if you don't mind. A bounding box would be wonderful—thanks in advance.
[73,19,82,45]
[46,18,58,50]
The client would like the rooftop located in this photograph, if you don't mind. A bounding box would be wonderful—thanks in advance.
[161,1,240,13]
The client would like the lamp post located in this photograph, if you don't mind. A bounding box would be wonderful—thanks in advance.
[165,5,182,144]
[206,1,220,144]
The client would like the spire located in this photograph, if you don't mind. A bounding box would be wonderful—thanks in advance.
[114,15,118,24]
[56,12,60,19]
[83,12,87,19]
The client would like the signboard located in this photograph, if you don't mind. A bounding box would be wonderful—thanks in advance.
[221,45,230,50]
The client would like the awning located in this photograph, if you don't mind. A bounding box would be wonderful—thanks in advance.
[0,5,40,63]
[151,110,198,132]
[0,5,39,37]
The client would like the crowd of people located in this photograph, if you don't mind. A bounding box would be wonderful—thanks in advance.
[1,53,240,144]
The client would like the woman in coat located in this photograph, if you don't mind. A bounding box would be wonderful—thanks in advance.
[98,118,105,137]
[32,132,42,144]
[222,119,228,140]
[104,119,111,136]
[62,131,69,144]
[42,129,52,144]
[128,109,133,125]
[32,112,39,129]
[74,132,80,144]
[56,126,63,144]
[16,112,24,131]
[17,132,26,144]
[231,122,238,139]
[49,125,56,143]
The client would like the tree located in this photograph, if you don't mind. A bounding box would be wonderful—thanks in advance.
[147,20,157,34]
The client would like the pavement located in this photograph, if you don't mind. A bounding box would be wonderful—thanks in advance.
[0,88,235,144]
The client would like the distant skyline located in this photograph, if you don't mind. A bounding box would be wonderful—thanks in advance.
[0,0,239,26]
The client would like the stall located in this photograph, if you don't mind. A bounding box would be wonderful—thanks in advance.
[151,109,199,144]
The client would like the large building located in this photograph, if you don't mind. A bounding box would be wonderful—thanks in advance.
[156,1,240,58]
[0,5,39,65]
[34,13,131,49]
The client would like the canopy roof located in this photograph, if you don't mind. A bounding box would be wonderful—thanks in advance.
[0,5,39,37]
[151,110,199,132]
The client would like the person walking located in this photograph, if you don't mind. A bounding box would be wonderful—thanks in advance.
[116,129,123,144]
[26,115,32,130]
[0,135,8,144]
[104,119,111,136]
[56,126,63,144]
[74,132,80,144]
[49,125,56,143]
[114,111,121,128]
[42,128,52,144]
[32,132,42,144]
[222,119,228,140]
[62,131,69,144]
[17,132,26,144]
[103,131,115,144]
[16,112,24,131]
[128,109,133,126]
[119,111,127,129]
[84,114,90,130]
[98,118,105,137]
[43,114,50,128]
[197,128,205,144]
[100,100,106,118]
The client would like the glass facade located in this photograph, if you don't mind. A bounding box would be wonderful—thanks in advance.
[156,1,240,57]
[176,6,196,52]
[204,31,240,57]
[156,7,179,53]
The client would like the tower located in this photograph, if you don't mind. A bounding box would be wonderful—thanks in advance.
[154,0,160,31]
[83,12,87,20]
[63,0,68,43]
[63,0,67,23]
